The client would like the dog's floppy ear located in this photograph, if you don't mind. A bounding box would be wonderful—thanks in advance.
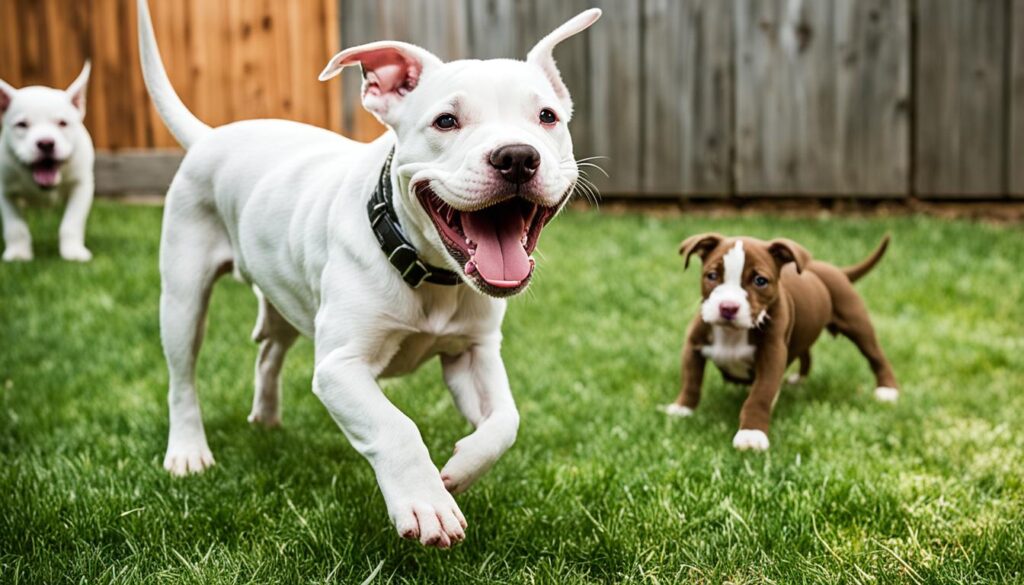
[768,238,812,274]
[0,78,16,117]
[527,9,601,117]
[66,60,91,116]
[678,233,724,270]
[319,41,442,126]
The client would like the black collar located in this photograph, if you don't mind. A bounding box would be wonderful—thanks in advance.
[367,149,462,288]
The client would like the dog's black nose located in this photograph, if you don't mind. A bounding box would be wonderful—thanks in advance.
[37,139,56,154]
[719,302,740,321]
[489,144,540,185]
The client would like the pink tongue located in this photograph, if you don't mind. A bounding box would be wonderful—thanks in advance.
[33,167,60,188]
[462,204,531,288]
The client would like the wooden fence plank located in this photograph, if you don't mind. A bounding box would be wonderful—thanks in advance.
[1010,0,1024,196]
[587,0,643,194]
[915,0,1008,197]
[642,0,733,196]
[735,0,909,196]
[835,0,910,195]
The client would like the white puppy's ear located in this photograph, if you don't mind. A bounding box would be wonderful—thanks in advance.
[0,79,16,117]
[527,8,602,117]
[66,60,91,116]
[319,41,442,125]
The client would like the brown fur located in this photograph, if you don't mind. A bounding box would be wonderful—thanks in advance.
[671,234,898,440]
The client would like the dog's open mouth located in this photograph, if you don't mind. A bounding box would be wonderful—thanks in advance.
[418,186,557,295]
[30,158,62,189]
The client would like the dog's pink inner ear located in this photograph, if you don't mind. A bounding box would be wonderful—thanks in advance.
[344,49,420,97]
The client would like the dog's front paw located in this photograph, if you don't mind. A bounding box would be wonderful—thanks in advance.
[440,436,499,495]
[874,386,899,403]
[732,429,770,451]
[2,245,33,262]
[247,410,281,428]
[785,373,803,385]
[383,472,467,548]
[163,441,215,476]
[60,244,93,262]
[661,403,694,417]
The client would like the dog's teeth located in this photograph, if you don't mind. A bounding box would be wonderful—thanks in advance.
[464,261,476,275]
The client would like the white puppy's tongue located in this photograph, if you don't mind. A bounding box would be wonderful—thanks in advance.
[32,166,61,188]
[462,205,530,288]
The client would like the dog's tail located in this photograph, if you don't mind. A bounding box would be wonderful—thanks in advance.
[137,0,210,149]
[842,235,890,283]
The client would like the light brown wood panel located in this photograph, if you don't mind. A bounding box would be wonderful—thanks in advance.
[0,0,341,151]
[735,0,909,196]
[915,0,1008,197]
[642,0,733,196]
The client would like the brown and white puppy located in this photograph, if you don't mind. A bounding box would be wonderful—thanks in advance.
[663,234,899,451]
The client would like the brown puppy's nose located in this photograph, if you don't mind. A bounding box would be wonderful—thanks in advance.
[489,144,540,185]
[719,302,740,321]
[37,139,56,154]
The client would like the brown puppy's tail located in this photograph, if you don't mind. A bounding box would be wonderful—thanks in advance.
[842,235,890,283]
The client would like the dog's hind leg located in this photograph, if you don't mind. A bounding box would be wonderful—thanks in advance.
[248,286,298,428]
[787,352,811,385]
[159,183,234,476]
[831,298,899,402]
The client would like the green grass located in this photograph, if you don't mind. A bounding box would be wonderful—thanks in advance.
[1,202,1022,584]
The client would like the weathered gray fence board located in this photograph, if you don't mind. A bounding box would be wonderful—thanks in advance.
[642,0,733,196]
[585,0,644,194]
[835,0,910,195]
[95,151,183,194]
[915,0,1008,197]
[735,0,908,196]
[1011,0,1024,196]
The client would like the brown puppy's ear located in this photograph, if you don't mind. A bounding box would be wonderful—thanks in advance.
[678,233,724,270]
[768,238,812,274]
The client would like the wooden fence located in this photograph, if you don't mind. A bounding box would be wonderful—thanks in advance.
[2,0,1022,199]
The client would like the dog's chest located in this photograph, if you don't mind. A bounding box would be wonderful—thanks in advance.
[702,327,756,380]
[379,295,481,378]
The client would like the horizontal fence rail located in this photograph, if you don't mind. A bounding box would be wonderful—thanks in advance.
[1,0,1022,199]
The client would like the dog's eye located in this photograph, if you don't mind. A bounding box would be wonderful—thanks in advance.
[705,271,719,282]
[57,120,68,128]
[539,108,558,125]
[753,275,769,288]
[433,114,458,131]
[14,121,29,129]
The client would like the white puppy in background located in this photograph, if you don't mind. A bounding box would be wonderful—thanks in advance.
[138,0,599,548]
[0,63,94,262]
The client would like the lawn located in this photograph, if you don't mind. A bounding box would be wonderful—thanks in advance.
[1,202,1022,584]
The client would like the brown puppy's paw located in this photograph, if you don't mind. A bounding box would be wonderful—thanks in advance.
[732,429,769,451]
[661,404,694,417]
[874,386,899,403]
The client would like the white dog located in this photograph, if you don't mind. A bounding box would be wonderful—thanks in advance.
[0,64,94,262]
[138,0,599,547]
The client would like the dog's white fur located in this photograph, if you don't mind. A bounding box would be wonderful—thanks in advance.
[732,429,770,451]
[0,64,94,262]
[138,0,599,548]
